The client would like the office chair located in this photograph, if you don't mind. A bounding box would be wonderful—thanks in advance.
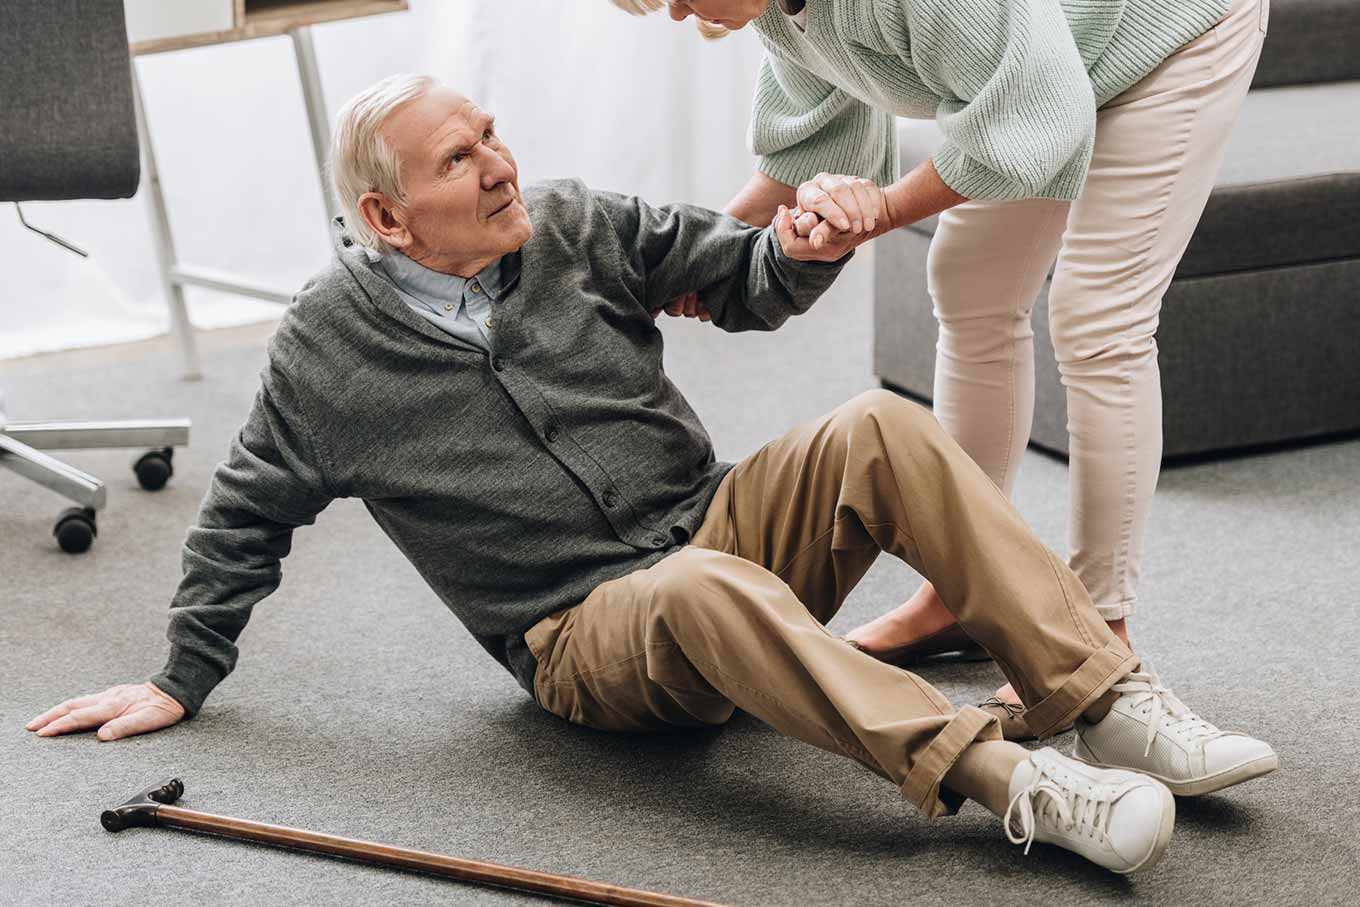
[0,0,190,554]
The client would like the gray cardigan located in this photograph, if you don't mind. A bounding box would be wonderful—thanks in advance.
[150,178,849,717]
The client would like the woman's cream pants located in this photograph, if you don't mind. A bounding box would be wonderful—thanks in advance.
[926,0,1269,617]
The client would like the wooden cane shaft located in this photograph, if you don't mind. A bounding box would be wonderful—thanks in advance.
[153,805,730,907]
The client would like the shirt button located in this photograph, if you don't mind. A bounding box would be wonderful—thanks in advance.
[491,356,505,371]
[470,283,482,294]
[603,490,618,508]
[443,303,454,312]
[485,318,494,328]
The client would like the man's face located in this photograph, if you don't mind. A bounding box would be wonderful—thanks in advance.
[374,87,531,275]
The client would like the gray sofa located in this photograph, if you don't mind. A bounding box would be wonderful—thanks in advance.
[873,0,1360,460]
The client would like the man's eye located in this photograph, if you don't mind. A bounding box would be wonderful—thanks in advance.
[482,129,494,142]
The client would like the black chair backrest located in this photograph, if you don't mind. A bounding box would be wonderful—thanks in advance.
[0,0,140,202]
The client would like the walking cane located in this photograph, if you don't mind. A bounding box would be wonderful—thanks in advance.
[103,779,731,907]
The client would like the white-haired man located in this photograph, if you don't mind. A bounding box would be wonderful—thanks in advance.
[28,75,1275,875]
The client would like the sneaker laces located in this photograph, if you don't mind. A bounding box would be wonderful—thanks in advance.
[1109,670,1222,757]
[978,696,1025,719]
[1004,759,1128,855]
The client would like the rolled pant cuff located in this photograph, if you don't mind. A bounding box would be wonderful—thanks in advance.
[899,705,1002,818]
[1023,641,1139,738]
[1094,598,1137,621]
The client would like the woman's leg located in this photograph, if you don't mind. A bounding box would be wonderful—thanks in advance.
[851,0,1266,666]
[1051,0,1266,619]
[848,197,1068,654]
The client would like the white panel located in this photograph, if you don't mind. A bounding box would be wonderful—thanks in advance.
[122,0,235,44]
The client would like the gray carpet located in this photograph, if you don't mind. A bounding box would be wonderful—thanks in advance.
[4,252,1358,906]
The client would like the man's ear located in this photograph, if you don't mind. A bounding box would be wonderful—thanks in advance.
[357,191,410,250]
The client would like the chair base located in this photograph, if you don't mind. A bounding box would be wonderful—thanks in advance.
[0,418,190,553]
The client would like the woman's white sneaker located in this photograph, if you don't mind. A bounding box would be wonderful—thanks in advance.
[1005,747,1175,874]
[1073,668,1279,796]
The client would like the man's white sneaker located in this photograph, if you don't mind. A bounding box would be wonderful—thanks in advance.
[1073,669,1279,796]
[1005,747,1175,875]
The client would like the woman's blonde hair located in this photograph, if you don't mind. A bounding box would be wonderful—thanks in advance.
[608,0,731,40]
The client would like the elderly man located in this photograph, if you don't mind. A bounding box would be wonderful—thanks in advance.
[29,75,1274,875]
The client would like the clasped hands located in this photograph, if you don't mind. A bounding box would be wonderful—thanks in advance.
[660,172,891,321]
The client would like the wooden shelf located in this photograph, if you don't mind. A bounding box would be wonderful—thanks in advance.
[130,0,407,56]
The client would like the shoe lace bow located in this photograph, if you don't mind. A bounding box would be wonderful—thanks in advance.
[1109,670,1222,757]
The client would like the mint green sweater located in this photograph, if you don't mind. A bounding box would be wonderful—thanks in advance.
[749,0,1230,200]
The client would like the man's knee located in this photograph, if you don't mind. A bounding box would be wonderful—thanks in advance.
[643,548,786,643]
[837,388,947,447]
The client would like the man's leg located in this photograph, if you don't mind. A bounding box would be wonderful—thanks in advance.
[690,388,1136,739]
[527,405,1177,872]
[690,388,1274,798]
[527,545,1014,819]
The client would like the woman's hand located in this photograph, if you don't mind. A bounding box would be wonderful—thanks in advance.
[794,173,889,250]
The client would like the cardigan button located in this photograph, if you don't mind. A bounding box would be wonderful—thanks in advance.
[545,425,559,443]
[603,490,618,508]
[491,356,505,371]
[649,535,666,548]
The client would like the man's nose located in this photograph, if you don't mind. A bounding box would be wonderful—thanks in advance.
[668,2,691,22]
[479,144,515,190]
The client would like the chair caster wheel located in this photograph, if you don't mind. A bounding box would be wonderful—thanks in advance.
[54,507,97,554]
[134,447,174,491]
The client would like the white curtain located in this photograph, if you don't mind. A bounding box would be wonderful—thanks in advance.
[0,0,765,361]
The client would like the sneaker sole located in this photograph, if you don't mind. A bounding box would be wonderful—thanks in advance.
[1115,780,1176,875]
[1075,751,1280,798]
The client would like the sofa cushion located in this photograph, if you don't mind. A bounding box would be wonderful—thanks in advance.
[894,80,1360,277]
[1252,0,1360,88]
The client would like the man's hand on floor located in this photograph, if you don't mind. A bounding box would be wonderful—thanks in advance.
[26,681,185,741]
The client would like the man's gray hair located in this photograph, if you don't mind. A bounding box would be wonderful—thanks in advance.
[330,73,436,254]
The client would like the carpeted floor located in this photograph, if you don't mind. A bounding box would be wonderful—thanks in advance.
[4,251,1358,906]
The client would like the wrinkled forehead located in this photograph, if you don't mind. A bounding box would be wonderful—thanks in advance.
[382,86,490,171]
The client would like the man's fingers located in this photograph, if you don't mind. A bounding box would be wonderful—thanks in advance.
[811,220,838,250]
[682,292,699,318]
[794,210,820,237]
[97,706,176,742]
[664,299,685,316]
[26,694,99,731]
[34,702,120,737]
[774,204,797,252]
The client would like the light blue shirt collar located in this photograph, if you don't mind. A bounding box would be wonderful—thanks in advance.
[377,251,512,309]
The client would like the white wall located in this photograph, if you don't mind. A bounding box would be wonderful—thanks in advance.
[0,0,765,360]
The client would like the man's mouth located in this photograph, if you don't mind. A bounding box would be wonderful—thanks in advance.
[489,197,516,218]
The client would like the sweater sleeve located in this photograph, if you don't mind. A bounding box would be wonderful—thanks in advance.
[590,187,848,333]
[905,0,1097,201]
[148,358,334,717]
[750,52,900,189]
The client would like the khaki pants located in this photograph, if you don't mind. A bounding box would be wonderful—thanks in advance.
[926,0,1268,617]
[526,391,1137,818]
